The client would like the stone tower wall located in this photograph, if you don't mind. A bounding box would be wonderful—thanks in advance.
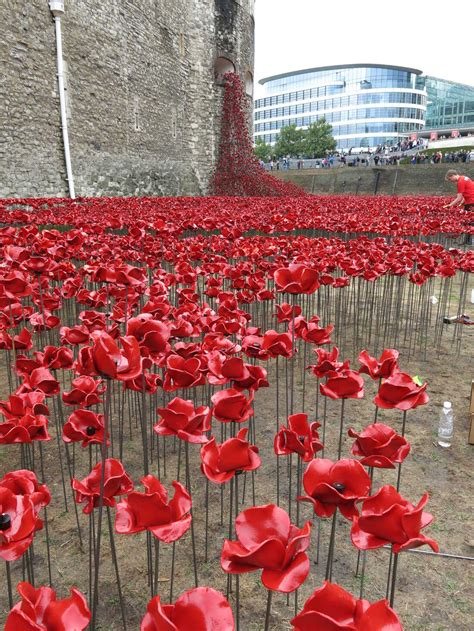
[0,0,255,197]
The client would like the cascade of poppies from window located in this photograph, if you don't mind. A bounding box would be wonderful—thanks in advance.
[209,72,308,197]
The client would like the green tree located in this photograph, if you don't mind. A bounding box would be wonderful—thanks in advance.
[302,118,336,158]
[253,137,272,163]
[274,124,305,158]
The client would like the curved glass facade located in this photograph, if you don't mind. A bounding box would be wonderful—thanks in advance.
[254,64,427,150]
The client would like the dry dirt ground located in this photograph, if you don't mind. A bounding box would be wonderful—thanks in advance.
[0,290,473,630]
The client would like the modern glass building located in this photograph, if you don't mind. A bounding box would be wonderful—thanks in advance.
[424,76,474,135]
[254,64,427,150]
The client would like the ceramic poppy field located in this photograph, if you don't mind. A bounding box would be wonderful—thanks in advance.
[0,194,472,630]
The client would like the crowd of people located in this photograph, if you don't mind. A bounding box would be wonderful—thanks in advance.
[375,138,426,153]
[409,150,472,165]
[263,146,473,171]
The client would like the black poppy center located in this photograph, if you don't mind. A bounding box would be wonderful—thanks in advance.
[0,513,11,530]
[298,436,306,442]
[86,426,97,436]
[332,482,346,492]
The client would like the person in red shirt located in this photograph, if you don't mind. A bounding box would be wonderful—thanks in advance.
[444,170,474,210]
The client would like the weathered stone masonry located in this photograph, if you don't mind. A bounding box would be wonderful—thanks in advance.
[0,0,255,197]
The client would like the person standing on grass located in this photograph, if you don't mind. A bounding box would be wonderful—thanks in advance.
[444,169,474,210]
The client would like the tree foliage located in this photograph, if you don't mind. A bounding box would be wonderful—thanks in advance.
[255,118,337,161]
[273,125,306,159]
[302,118,337,158]
[253,137,272,162]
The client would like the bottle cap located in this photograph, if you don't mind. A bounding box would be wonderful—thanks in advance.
[444,401,452,409]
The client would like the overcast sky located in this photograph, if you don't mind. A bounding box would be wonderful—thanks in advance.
[254,0,474,97]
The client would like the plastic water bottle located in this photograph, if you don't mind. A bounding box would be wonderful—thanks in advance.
[438,401,454,448]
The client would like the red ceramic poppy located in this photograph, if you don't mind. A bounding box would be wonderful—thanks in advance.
[72,458,134,514]
[274,265,320,294]
[163,354,206,391]
[60,325,91,346]
[299,458,371,520]
[202,332,241,355]
[241,333,266,359]
[62,409,109,447]
[73,331,136,378]
[37,345,74,371]
[22,255,53,275]
[29,310,61,332]
[0,330,14,351]
[206,352,246,386]
[291,580,403,630]
[275,303,302,323]
[5,582,91,631]
[200,428,260,483]
[274,414,323,462]
[0,271,32,298]
[126,313,171,359]
[289,316,310,339]
[115,475,191,543]
[62,376,106,407]
[351,485,439,553]
[14,355,43,378]
[24,368,60,396]
[0,303,32,330]
[89,332,143,382]
[0,488,37,561]
[232,363,269,392]
[301,322,334,346]
[155,397,211,444]
[261,330,293,358]
[1,327,33,351]
[374,372,428,410]
[320,369,364,400]
[358,349,400,380]
[221,504,311,593]
[308,346,349,379]
[0,469,51,512]
[0,391,49,421]
[0,410,51,444]
[348,423,411,469]
[141,587,234,631]
[211,389,254,424]
[79,309,106,331]
[124,370,162,393]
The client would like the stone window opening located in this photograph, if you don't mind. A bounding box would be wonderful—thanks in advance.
[245,70,254,98]
[215,56,235,85]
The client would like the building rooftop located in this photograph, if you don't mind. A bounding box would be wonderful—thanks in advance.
[259,63,423,85]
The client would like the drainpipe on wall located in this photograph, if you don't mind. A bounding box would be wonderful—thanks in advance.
[49,1,75,198]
